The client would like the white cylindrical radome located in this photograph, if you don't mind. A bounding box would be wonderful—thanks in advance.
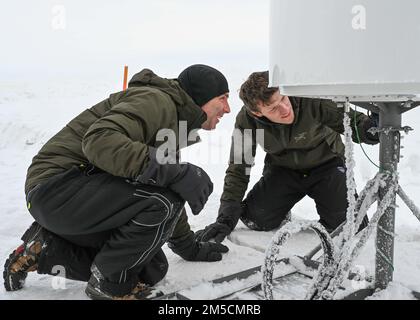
[269,0,420,99]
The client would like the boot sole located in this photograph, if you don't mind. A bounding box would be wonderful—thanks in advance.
[84,282,164,300]
[3,250,28,291]
[85,284,113,300]
[3,222,43,291]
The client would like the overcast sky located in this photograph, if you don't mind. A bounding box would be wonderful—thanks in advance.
[0,0,270,80]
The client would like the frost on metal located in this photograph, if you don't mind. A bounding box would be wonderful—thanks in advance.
[309,112,400,299]
[261,106,420,300]
[397,186,420,222]
[321,174,398,299]
[342,110,357,244]
[262,221,335,300]
[307,111,403,300]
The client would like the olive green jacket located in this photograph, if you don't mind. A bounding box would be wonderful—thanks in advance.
[25,69,206,239]
[221,97,378,203]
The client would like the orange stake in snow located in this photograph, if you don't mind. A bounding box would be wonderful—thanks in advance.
[123,65,128,90]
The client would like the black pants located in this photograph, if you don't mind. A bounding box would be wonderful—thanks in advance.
[241,158,367,233]
[26,166,184,294]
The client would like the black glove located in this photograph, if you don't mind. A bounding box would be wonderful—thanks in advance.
[137,148,213,215]
[170,164,213,215]
[369,111,379,128]
[195,222,232,243]
[195,200,244,243]
[362,112,380,144]
[168,231,229,262]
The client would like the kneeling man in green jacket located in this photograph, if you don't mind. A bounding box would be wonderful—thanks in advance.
[197,71,379,243]
[4,65,230,300]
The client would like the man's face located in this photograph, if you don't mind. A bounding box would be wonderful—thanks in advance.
[201,93,230,130]
[253,90,294,124]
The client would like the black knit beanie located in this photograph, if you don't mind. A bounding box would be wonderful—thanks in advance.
[178,64,229,107]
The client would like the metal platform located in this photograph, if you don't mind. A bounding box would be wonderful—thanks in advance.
[157,256,420,300]
[156,256,400,300]
[156,257,319,300]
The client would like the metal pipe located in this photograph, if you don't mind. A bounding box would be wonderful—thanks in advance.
[397,186,420,222]
[375,103,401,289]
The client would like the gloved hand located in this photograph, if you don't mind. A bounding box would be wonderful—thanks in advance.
[195,222,231,243]
[195,200,244,243]
[362,112,380,144]
[168,231,229,262]
[137,148,213,215]
[369,111,379,128]
[169,163,213,215]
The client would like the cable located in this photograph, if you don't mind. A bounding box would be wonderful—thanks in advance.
[353,106,382,170]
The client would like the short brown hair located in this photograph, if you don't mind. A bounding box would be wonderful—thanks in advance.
[239,71,279,112]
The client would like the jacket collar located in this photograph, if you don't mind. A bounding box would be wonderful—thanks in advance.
[128,69,207,134]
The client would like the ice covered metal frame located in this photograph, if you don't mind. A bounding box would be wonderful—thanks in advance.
[263,98,420,300]
[354,99,420,291]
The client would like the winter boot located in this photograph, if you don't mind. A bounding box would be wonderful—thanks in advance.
[3,221,48,291]
[85,265,164,300]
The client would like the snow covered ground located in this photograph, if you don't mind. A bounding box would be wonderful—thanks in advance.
[1,0,420,300]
